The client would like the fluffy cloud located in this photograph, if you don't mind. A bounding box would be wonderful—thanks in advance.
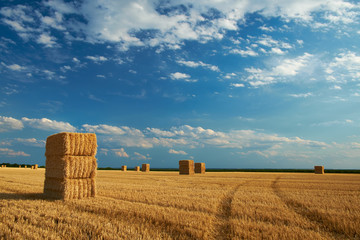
[86,56,108,63]
[325,51,360,83]
[2,0,358,51]
[132,152,151,161]
[170,72,197,82]
[0,116,24,132]
[21,117,76,132]
[37,33,57,47]
[244,53,313,87]
[169,149,187,155]
[176,60,220,72]
[0,148,30,157]
[114,148,129,158]
[14,138,45,147]
[1,62,26,71]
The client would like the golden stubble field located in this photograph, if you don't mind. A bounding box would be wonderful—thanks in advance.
[0,168,359,240]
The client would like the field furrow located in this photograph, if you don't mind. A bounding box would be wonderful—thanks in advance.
[1,168,359,239]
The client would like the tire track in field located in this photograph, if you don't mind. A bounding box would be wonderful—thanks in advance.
[102,195,210,215]
[66,199,199,240]
[212,180,251,240]
[271,177,353,239]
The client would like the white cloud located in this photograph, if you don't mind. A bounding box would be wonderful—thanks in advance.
[170,72,197,82]
[244,53,313,87]
[289,92,313,98]
[82,124,127,135]
[259,25,275,32]
[1,0,359,51]
[132,152,151,161]
[0,116,24,132]
[86,56,108,63]
[332,85,342,90]
[13,138,46,147]
[169,149,187,155]
[114,148,129,158]
[230,47,258,57]
[326,51,360,83]
[230,83,245,88]
[176,60,219,72]
[170,72,190,79]
[21,117,76,132]
[4,63,25,71]
[37,33,57,47]
[271,47,286,55]
[146,127,176,137]
[0,148,30,157]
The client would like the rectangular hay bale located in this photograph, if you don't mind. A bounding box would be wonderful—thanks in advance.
[179,160,194,175]
[45,132,97,157]
[195,162,206,174]
[45,156,97,179]
[44,178,96,200]
[122,165,127,171]
[134,166,140,171]
[314,165,324,174]
[142,163,150,172]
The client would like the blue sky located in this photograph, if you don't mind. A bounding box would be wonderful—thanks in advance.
[1,0,360,169]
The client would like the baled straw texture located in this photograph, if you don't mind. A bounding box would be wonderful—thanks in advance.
[34,164,38,169]
[179,160,194,175]
[134,166,140,171]
[45,132,97,157]
[195,162,206,174]
[314,165,325,174]
[142,164,150,172]
[122,165,127,171]
[45,156,97,179]
[44,178,96,200]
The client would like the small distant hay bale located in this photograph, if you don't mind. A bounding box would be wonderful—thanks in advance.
[314,165,324,174]
[45,156,97,179]
[142,164,150,172]
[24,165,27,169]
[45,132,97,157]
[134,166,140,172]
[43,178,96,200]
[34,164,38,169]
[195,162,205,174]
[43,132,98,200]
[179,160,194,175]
[122,165,127,171]
[1,165,4,168]
[19,165,21,168]
[31,166,34,169]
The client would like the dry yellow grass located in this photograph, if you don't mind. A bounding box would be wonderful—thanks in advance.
[0,168,359,239]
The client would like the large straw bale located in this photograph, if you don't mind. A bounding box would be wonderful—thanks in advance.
[142,164,150,172]
[179,160,194,175]
[45,156,97,179]
[195,162,205,174]
[45,132,97,157]
[314,165,325,174]
[34,164,38,169]
[134,166,140,171]
[44,178,96,200]
[122,165,127,171]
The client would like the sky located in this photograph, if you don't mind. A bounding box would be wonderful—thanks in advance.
[1,0,360,169]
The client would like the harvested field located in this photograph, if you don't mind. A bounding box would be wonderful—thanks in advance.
[0,168,359,239]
